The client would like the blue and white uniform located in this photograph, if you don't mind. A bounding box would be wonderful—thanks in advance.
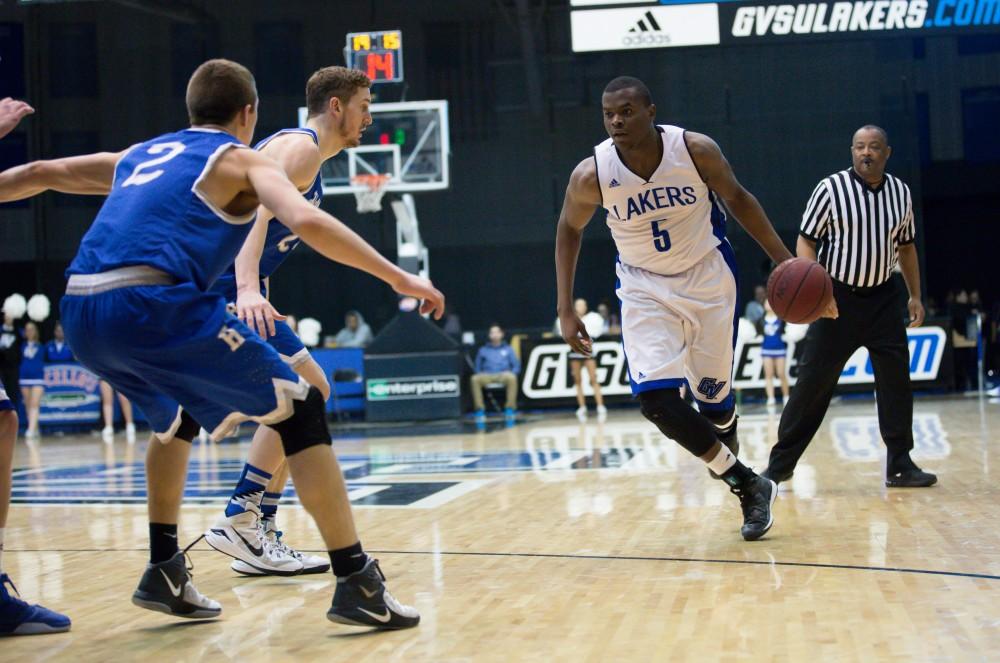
[597,125,738,411]
[760,315,787,358]
[210,128,321,367]
[45,340,74,363]
[60,128,309,442]
[19,341,44,387]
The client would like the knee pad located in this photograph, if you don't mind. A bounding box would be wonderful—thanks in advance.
[638,388,716,457]
[700,407,738,436]
[269,387,331,456]
[174,410,201,443]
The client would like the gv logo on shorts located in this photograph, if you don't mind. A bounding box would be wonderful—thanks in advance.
[696,377,727,399]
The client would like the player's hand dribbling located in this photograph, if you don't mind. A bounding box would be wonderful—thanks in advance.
[393,272,445,320]
[559,312,592,357]
[907,297,925,328]
[819,297,839,320]
[236,289,285,338]
[0,98,34,140]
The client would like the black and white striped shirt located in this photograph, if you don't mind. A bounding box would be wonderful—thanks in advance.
[800,169,915,288]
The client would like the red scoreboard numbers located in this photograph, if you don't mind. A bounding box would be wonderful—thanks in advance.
[345,30,403,83]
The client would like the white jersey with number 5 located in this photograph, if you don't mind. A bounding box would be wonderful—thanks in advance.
[595,124,725,276]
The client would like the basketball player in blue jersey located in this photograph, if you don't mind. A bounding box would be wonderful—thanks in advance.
[0,97,71,635]
[203,66,374,578]
[0,59,442,628]
[555,77,796,541]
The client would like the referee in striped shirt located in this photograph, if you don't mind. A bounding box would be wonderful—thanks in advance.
[763,125,937,488]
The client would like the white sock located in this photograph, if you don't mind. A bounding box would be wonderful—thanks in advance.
[705,445,737,476]
[0,527,5,573]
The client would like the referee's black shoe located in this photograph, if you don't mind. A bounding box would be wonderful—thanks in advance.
[886,467,937,488]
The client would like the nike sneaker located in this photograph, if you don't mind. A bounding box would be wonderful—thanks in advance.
[231,522,329,576]
[327,558,420,629]
[0,573,71,635]
[205,504,303,576]
[131,551,221,619]
[730,475,777,541]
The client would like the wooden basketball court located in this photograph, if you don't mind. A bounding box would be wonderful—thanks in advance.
[4,396,998,661]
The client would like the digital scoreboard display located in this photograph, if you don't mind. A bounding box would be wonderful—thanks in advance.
[345,30,403,83]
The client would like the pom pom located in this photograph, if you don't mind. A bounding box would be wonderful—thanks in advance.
[784,323,808,343]
[2,293,27,319]
[297,317,322,347]
[737,317,758,342]
[27,294,51,322]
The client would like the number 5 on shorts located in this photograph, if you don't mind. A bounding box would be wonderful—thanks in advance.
[651,220,671,253]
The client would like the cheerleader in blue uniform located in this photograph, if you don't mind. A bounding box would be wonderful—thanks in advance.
[18,322,44,439]
[761,300,790,407]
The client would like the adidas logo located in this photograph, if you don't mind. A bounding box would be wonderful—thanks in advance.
[628,10,662,33]
[622,10,670,47]
[609,178,621,188]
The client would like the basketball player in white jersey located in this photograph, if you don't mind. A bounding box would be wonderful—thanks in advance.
[555,77,794,540]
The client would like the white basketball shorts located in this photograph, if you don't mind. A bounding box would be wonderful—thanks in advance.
[615,243,738,412]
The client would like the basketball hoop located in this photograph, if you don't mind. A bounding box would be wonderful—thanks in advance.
[350,173,392,213]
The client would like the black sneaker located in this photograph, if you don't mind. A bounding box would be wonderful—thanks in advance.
[708,433,741,480]
[131,549,221,619]
[327,558,420,630]
[886,467,937,487]
[760,466,794,484]
[730,475,777,541]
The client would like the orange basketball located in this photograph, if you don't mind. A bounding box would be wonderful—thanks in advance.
[766,258,833,324]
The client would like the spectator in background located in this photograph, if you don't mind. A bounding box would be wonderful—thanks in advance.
[760,300,790,408]
[0,310,20,406]
[45,321,74,363]
[569,298,607,422]
[471,324,520,420]
[950,289,977,392]
[100,381,136,444]
[744,285,767,327]
[597,299,621,336]
[19,322,44,440]
[333,310,374,348]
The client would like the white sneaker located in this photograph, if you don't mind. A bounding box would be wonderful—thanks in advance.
[596,405,607,422]
[125,422,136,443]
[575,406,587,422]
[102,426,114,444]
[231,522,330,576]
[204,504,303,576]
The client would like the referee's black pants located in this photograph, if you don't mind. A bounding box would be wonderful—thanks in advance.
[768,279,913,475]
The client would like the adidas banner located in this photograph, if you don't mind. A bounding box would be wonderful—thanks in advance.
[571,0,1000,52]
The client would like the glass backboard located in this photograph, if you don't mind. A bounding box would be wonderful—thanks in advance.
[298,100,450,195]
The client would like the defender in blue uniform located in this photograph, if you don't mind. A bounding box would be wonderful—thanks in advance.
[0,59,443,629]
[205,68,378,579]
[0,96,70,636]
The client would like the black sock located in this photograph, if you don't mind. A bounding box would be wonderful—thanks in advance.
[329,541,367,577]
[149,522,179,564]
[720,460,756,488]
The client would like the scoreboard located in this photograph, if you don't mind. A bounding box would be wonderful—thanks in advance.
[344,30,403,83]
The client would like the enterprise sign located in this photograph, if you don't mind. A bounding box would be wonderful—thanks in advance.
[571,0,1000,51]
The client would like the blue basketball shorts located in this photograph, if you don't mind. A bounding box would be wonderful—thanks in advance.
[220,293,309,367]
[60,280,309,442]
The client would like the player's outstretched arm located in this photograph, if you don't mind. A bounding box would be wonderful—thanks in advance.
[555,158,602,356]
[243,150,445,318]
[0,98,34,140]
[0,151,122,202]
[685,132,793,265]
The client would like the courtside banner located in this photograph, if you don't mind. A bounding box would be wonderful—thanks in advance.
[39,362,101,425]
[571,4,721,52]
[519,323,953,405]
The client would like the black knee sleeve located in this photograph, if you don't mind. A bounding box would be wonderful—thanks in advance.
[638,388,717,457]
[173,410,201,443]
[700,407,737,436]
[269,387,331,456]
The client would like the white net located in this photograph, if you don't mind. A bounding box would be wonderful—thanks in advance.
[351,174,391,213]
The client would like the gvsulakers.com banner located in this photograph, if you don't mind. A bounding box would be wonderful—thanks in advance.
[570,0,1000,51]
